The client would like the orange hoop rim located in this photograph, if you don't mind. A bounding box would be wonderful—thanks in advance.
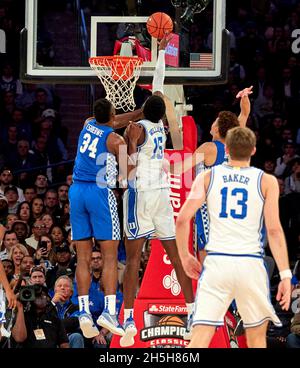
[89,55,144,66]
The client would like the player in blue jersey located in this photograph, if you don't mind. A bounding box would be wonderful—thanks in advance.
[176,127,291,348]
[69,98,142,338]
[172,87,253,253]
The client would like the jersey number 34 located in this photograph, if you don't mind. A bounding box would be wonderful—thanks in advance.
[79,133,99,159]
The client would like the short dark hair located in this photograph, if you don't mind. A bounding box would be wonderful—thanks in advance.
[143,95,166,124]
[93,98,113,124]
[217,111,239,139]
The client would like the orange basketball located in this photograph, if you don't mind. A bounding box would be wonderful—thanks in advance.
[158,315,185,326]
[146,12,173,39]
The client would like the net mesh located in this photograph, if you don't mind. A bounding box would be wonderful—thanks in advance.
[89,56,143,112]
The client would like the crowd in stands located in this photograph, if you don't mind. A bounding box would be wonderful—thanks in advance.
[0,0,299,348]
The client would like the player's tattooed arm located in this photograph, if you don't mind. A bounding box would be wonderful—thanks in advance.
[236,86,253,128]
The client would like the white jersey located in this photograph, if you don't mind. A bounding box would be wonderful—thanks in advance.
[132,119,169,191]
[206,164,265,256]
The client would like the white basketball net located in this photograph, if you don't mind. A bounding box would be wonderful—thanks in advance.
[89,56,143,112]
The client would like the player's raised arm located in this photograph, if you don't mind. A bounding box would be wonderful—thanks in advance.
[176,171,210,279]
[113,109,143,130]
[262,173,291,311]
[171,141,216,175]
[236,86,253,127]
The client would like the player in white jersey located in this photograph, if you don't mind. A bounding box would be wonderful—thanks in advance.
[120,34,194,347]
[176,127,292,348]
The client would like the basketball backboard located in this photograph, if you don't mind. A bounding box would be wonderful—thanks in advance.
[21,0,229,85]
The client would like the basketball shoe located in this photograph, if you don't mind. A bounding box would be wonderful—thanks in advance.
[183,312,194,340]
[120,317,137,347]
[78,311,99,338]
[97,309,125,336]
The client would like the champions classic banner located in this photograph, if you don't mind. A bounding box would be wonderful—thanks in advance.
[111,116,247,348]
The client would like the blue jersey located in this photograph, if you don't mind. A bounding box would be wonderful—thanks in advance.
[73,119,117,187]
[195,140,227,249]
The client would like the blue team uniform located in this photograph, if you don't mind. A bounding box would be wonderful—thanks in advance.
[195,140,227,249]
[69,119,121,241]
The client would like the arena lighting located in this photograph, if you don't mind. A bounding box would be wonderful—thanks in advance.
[171,0,213,25]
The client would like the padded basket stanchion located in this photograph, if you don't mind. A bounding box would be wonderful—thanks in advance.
[89,56,143,112]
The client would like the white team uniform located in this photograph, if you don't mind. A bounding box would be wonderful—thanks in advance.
[123,119,175,240]
[193,164,282,328]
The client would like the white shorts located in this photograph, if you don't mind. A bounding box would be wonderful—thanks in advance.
[193,254,282,328]
[123,188,175,240]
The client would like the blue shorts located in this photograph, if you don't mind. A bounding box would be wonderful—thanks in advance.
[69,182,121,241]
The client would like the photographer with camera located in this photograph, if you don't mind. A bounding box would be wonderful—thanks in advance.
[29,266,47,286]
[11,284,69,348]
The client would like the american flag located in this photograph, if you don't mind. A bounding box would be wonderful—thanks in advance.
[189,53,213,69]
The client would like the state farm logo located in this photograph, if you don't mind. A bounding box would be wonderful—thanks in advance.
[163,269,181,296]
[148,304,187,315]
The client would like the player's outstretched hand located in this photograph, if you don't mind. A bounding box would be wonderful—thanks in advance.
[6,288,17,309]
[126,121,143,142]
[158,32,173,51]
[181,254,202,280]
[276,278,291,311]
[236,86,253,99]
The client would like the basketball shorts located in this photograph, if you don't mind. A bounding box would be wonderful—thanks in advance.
[123,188,175,240]
[69,182,121,241]
[192,254,282,328]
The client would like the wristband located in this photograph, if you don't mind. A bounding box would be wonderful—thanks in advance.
[279,269,292,280]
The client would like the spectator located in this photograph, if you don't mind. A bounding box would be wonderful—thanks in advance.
[0,230,18,260]
[44,189,61,219]
[4,185,20,215]
[16,201,31,225]
[66,174,73,186]
[0,63,22,96]
[11,221,29,245]
[51,276,84,348]
[11,285,69,348]
[50,225,66,247]
[30,197,45,221]
[253,84,275,123]
[25,220,47,253]
[9,140,36,182]
[275,140,299,177]
[5,213,18,230]
[2,124,18,163]
[1,258,14,281]
[57,184,69,210]
[29,265,46,286]
[17,255,34,284]
[34,234,55,271]
[27,88,53,127]
[263,158,276,175]
[23,186,37,203]
[284,158,300,194]
[0,194,8,227]
[8,243,29,281]
[0,167,25,202]
[41,213,54,234]
[33,174,48,198]
[46,243,75,290]
[10,109,32,142]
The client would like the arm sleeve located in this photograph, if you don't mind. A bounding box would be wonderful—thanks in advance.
[152,50,165,94]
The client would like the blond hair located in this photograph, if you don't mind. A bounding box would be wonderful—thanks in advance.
[8,243,29,260]
[225,127,256,161]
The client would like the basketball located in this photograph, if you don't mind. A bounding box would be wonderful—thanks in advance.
[158,315,185,327]
[146,12,173,39]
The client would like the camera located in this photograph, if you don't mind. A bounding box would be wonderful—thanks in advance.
[19,285,43,302]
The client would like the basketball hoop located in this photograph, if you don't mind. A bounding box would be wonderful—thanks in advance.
[89,56,143,112]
